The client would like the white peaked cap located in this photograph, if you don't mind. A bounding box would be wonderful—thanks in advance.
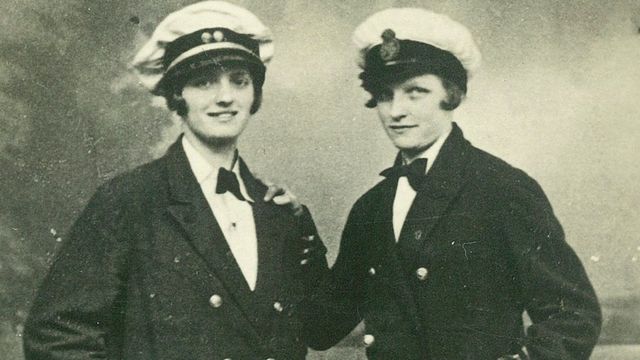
[131,1,273,93]
[353,7,481,76]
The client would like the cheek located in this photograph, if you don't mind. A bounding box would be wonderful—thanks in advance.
[181,91,209,109]
[236,86,255,109]
[411,105,437,124]
[239,95,254,109]
[376,104,392,123]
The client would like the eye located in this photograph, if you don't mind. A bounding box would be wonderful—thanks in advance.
[406,86,430,97]
[188,77,213,88]
[229,71,252,87]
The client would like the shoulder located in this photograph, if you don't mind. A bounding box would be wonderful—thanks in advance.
[468,145,544,196]
[84,155,169,217]
[64,157,168,243]
[351,179,389,210]
[465,146,554,219]
[342,178,393,227]
[436,123,547,201]
[99,156,166,197]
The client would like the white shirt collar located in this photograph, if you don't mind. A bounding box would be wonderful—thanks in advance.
[181,136,253,202]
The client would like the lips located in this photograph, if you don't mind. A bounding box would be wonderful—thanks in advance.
[207,110,238,120]
[389,124,417,133]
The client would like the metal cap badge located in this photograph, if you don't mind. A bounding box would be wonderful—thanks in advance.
[379,29,399,62]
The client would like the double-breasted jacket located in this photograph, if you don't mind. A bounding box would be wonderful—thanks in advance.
[24,139,327,360]
[308,124,601,360]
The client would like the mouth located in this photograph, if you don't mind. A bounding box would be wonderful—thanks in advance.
[389,124,417,133]
[207,111,238,121]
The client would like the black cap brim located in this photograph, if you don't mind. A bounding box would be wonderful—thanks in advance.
[154,48,266,96]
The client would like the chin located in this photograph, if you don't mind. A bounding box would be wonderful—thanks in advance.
[392,140,421,152]
[395,142,434,157]
[194,132,239,147]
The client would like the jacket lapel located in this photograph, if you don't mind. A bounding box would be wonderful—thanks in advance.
[399,123,473,259]
[162,140,263,342]
[369,178,424,333]
[380,123,474,332]
[239,159,286,316]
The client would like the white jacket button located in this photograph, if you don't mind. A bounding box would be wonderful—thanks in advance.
[416,267,429,281]
[363,334,375,347]
[209,294,223,308]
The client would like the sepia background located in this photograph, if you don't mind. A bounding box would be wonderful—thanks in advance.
[1,0,639,358]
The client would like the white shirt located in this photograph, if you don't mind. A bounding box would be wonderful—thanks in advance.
[182,137,258,290]
[392,127,452,241]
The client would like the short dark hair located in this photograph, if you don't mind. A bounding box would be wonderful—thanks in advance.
[439,77,465,111]
[363,72,465,110]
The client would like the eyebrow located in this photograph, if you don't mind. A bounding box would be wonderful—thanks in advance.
[400,80,427,88]
[229,69,251,75]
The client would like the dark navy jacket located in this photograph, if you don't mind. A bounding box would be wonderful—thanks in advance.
[308,123,601,360]
[24,139,328,360]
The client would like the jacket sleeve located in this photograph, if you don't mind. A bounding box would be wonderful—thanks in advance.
[23,184,131,360]
[302,202,367,351]
[501,175,602,360]
[295,205,328,290]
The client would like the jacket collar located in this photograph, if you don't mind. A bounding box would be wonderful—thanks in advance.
[164,136,201,205]
[164,136,268,204]
[418,121,473,197]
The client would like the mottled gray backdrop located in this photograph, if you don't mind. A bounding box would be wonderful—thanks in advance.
[1,0,639,358]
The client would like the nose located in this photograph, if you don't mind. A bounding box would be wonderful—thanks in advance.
[388,92,407,121]
[214,79,234,107]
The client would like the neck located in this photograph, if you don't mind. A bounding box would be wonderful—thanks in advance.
[183,131,238,170]
[401,149,427,165]
[401,120,452,164]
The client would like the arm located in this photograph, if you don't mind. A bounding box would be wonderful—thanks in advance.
[300,203,367,351]
[268,186,365,350]
[502,176,601,360]
[23,185,130,360]
[295,205,329,293]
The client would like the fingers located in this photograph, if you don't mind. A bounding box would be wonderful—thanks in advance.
[263,184,286,202]
[271,190,295,205]
[274,196,303,216]
[265,185,304,217]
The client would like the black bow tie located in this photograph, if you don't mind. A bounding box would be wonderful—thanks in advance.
[380,158,428,190]
[215,167,246,201]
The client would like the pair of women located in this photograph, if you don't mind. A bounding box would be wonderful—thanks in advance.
[24,2,601,360]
